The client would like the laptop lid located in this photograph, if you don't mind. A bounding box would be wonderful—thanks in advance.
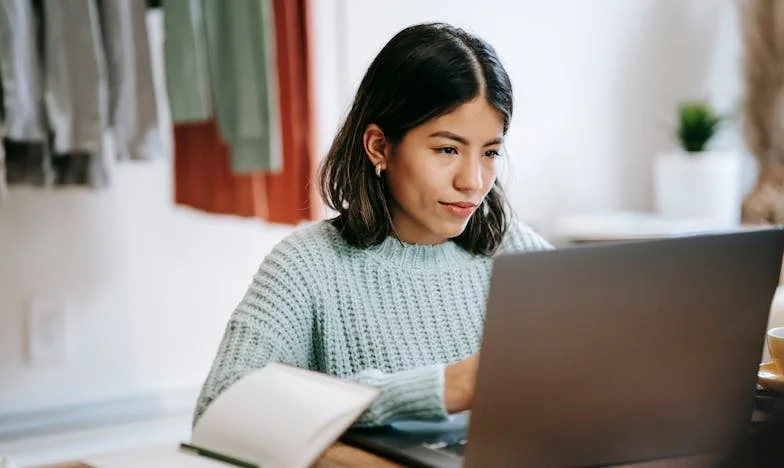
[464,229,784,467]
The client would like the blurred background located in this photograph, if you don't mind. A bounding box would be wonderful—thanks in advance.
[1,0,781,465]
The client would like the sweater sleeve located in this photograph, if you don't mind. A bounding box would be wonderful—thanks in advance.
[192,240,314,427]
[345,364,450,427]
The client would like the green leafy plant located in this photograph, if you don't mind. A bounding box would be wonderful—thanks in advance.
[677,100,724,153]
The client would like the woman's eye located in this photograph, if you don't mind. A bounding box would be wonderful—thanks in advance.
[438,147,457,155]
[485,149,501,158]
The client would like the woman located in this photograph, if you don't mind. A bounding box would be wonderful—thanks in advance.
[193,22,552,428]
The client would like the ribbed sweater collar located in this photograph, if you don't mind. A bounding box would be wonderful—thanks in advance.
[365,235,477,269]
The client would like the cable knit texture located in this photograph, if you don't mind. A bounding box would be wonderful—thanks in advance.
[193,219,552,427]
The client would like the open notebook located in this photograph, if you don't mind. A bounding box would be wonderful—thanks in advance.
[84,363,380,468]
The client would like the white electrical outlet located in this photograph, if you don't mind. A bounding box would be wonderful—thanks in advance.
[25,297,71,366]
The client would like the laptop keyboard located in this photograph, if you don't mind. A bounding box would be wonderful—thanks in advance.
[422,437,467,457]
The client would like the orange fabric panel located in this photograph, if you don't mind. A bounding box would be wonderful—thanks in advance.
[267,0,316,224]
[173,120,270,219]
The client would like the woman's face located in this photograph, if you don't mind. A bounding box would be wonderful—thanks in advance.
[365,97,504,245]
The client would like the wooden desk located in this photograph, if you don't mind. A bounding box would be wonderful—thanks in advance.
[40,441,777,468]
[43,419,784,468]
[39,441,730,468]
[45,442,401,468]
[312,442,401,467]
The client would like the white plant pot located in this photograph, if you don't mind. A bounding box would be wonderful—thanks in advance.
[652,150,743,228]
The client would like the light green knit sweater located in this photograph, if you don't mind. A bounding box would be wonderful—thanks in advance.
[194,219,552,427]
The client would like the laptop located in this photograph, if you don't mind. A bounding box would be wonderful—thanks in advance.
[341,228,784,467]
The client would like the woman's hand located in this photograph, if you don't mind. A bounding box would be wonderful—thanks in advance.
[444,353,480,413]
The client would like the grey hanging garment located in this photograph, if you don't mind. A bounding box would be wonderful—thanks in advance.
[0,0,46,142]
[97,0,161,161]
[42,0,109,187]
[0,0,50,186]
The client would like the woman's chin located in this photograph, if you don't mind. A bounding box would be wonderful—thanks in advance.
[437,221,471,241]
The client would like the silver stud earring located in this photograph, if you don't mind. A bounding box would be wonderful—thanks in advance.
[375,163,384,178]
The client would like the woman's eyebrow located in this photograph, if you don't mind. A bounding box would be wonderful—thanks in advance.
[428,131,503,146]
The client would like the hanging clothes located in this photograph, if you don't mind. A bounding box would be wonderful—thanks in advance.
[42,0,109,187]
[165,0,272,220]
[266,0,316,223]
[0,0,46,142]
[0,137,5,201]
[164,0,317,225]
[164,0,281,173]
[43,0,106,157]
[0,123,5,202]
[201,0,282,174]
[0,0,49,186]
[173,119,270,219]
[0,40,6,199]
[96,0,161,162]
[0,56,4,123]
[162,0,212,123]
[0,0,160,190]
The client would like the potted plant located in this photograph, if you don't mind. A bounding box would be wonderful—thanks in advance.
[652,100,743,228]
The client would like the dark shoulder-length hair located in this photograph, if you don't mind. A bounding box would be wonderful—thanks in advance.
[318,22,514,256]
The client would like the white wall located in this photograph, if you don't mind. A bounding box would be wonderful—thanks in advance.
[316,0,750,233]
[0,11,296,422]
[0,0,749,426]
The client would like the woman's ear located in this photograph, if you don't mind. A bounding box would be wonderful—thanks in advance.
[363,124,390,169]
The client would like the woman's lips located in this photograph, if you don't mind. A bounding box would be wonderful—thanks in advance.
[440,201,477,218]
